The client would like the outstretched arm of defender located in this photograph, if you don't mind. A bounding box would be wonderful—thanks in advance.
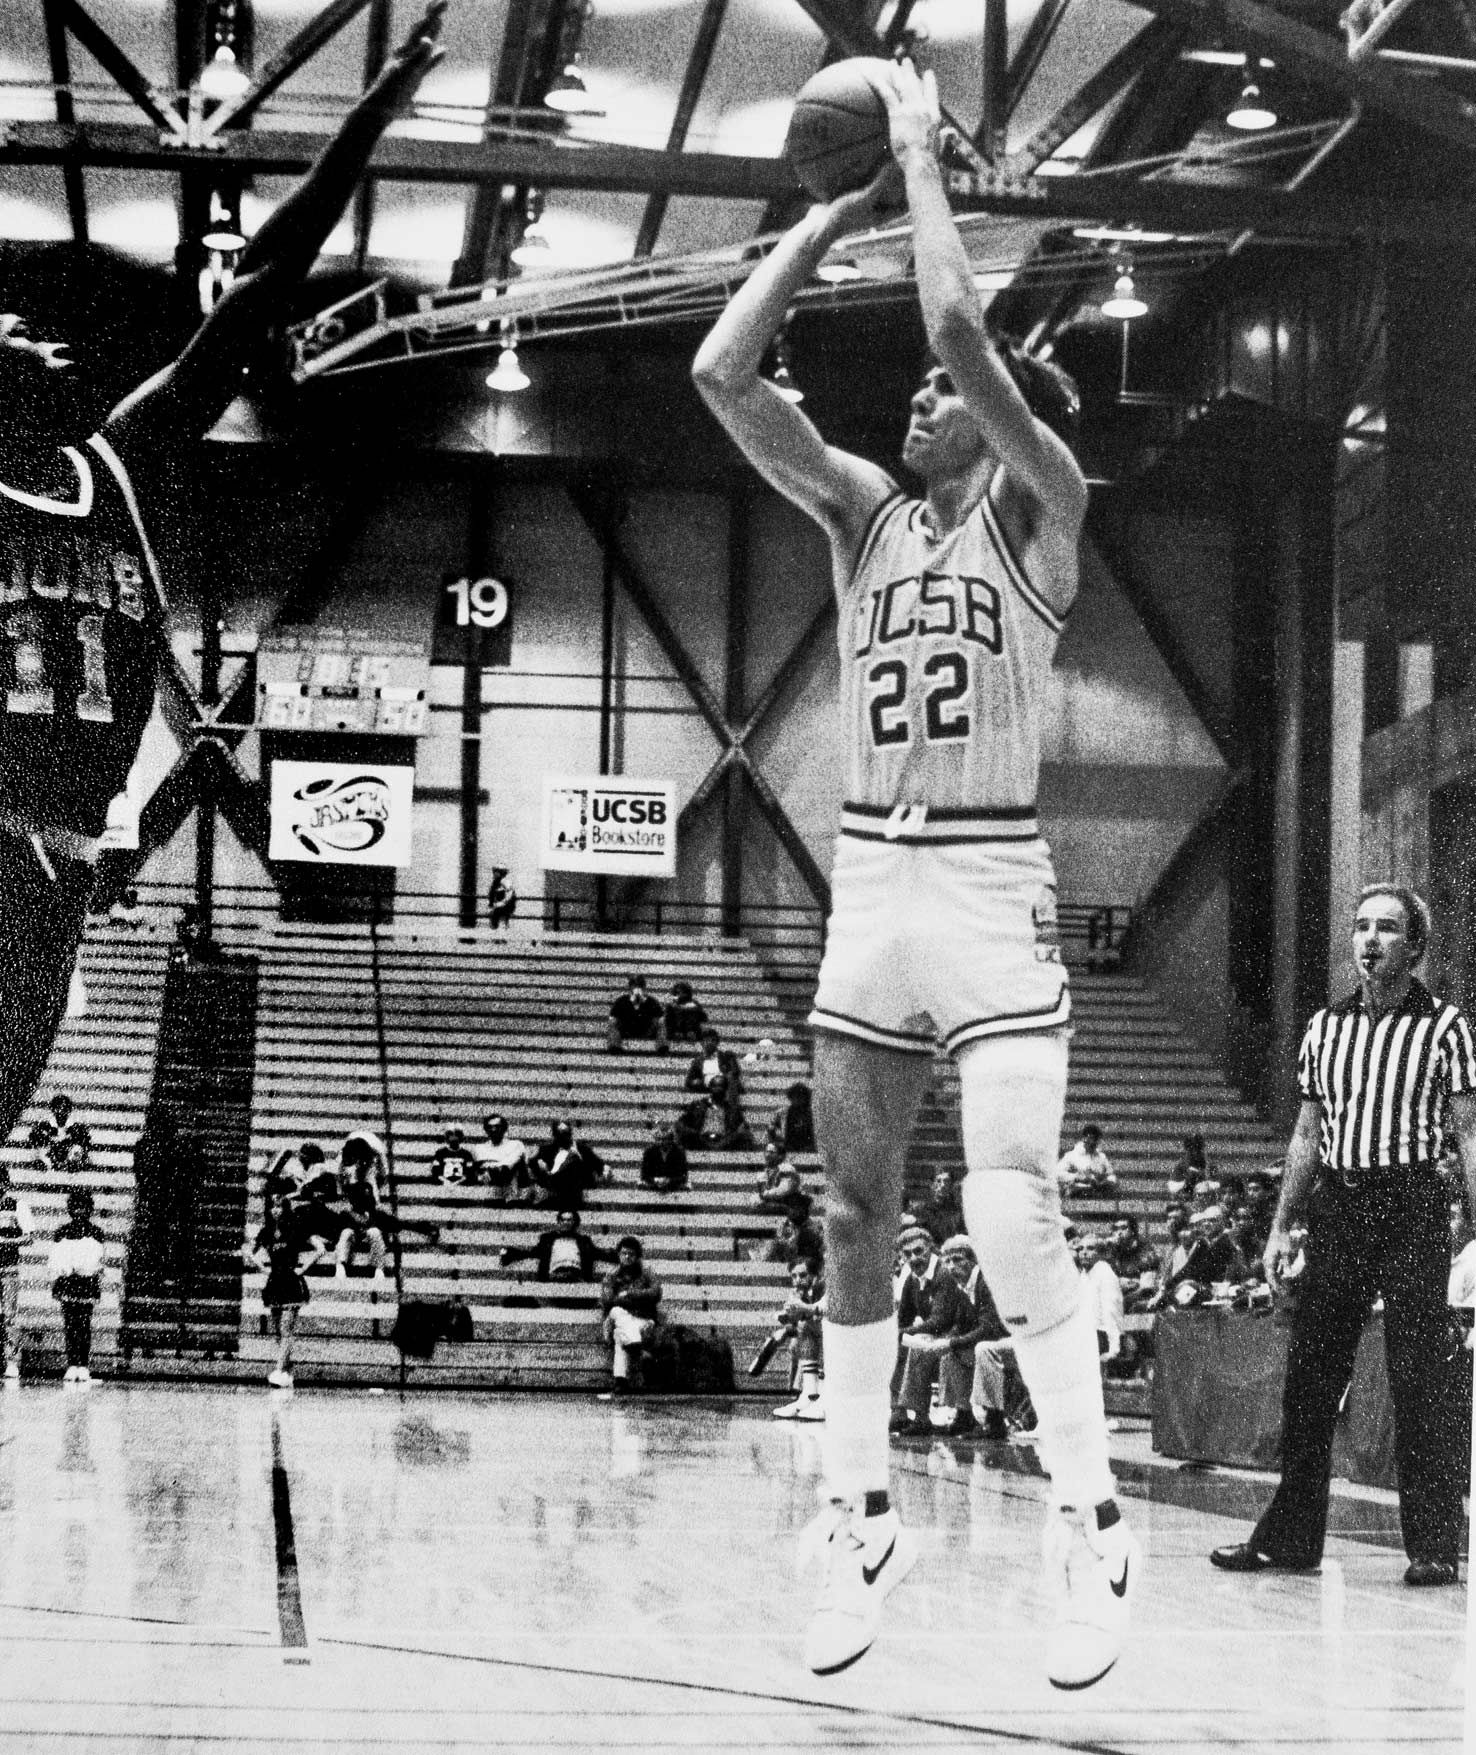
[105,0,447,451]
[881,60,1086,535]
[692,184,895,563]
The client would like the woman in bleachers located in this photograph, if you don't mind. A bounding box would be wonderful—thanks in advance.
[768,1081,816,1154]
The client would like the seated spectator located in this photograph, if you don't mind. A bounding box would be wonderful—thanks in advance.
[1166,1131,1214,1202]
[429,1126,478,1185]
[339,1130,388,1199]
[890,1225,966,1435]
[469,1114,530,1202]
[676,1076,754,1152]
[295,1160,355,1259]
[928,1236,1012,1438]
[262,1147,307,1212]
[1055,1123,1116,1197]
[1243,1168,1279,1239]
[754,1141,804,1215]
[640,1122,689,1193]
[1075,1231,1126,1369]
[606,974,668,1055]
[335,1164,389,1280]
[767,1080,816,1155]
[911,1168,965,1247]
[335,1136,438,1277]
[758,1210,825,1267]
[767,1255,825,1420]
[529,1119,609,1210]
[1188,1175,1223,1215]
[28,1094,93,1177]
[1109,1215,1160,1312]
[683,1028,743,1097]
[599,1235,663,1393]
[1149,1204,1247,1308]
[0,1163,34,1381]
[501,1209,616,1282]
[664,980,708,1046]
[486,867,517,932]
[1227,1201,1266,1279]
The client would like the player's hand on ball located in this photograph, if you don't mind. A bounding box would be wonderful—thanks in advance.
[880,57,941,164]
[818,159,904,237]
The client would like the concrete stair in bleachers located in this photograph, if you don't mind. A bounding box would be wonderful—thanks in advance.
[228,924,816,1389]
[5,925,170,1375]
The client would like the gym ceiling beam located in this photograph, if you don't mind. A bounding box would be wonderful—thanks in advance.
[635,0,729,259]
[1133,0,1476,156]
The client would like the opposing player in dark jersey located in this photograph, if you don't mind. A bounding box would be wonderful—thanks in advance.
[0,2,446,1140]
[694,60,1136,1689]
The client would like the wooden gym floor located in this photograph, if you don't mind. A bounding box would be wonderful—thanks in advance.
[0,1381,1465,1754]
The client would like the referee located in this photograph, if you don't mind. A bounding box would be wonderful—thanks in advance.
[1211,883,1476,1586]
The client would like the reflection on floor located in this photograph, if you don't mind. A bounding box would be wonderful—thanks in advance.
[0,1382,1464,1754]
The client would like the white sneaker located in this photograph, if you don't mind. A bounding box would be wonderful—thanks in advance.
[74,1367,91,1386]
[62,1366,79,1384]
[3,1361,18,1381]
[1043,1502,1140,1691]
[267,1370,294,1390]
[802,1499,918,1675]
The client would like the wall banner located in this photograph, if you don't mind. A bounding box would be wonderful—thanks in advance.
[269,760,415,866]
[539,776,677,877]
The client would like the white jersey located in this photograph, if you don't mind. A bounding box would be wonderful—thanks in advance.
[838,484,1071,837]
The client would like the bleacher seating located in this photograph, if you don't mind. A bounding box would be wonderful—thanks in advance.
[3,909,1285,1392]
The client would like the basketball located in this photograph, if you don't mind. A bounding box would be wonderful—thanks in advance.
[784,58,893,202]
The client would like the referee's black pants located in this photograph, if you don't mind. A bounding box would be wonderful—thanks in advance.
[1251,1172,1464,1567]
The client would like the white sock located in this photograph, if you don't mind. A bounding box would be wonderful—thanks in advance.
[1009,1303,1116,1510]
[818,1317,895,1501]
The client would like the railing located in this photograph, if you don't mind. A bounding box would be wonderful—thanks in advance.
[113,882,1130,965]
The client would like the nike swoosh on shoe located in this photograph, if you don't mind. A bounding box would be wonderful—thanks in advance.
[861,1536,897,1587]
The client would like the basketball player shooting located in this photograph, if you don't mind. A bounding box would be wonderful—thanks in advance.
[0,2,446,1144]
[693,58,1138,1689]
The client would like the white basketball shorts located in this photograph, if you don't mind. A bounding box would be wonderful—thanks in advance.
[809,820,1070,1057]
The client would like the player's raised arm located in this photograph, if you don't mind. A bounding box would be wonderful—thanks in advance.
[880,59,1087,540]
[692,183,897,566]
[105,0,447,455]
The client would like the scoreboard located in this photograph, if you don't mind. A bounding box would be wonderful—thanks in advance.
[257,627,431,736]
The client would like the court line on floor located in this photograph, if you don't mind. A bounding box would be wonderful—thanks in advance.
[270,1410,309,1663]
[0,1600,273,1636]
[314,1632,1183,1755]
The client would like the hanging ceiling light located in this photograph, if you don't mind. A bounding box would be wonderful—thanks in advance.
[1101,266,1148,321]
[1226,80,1276,130]
[201,188,245,252]
[544,57,600,115]
[199,41,249,99]
[510,193,552,268]
[486,323,530,393]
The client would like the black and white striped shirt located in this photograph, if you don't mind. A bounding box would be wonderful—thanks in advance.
[1298,980,1476,1172]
